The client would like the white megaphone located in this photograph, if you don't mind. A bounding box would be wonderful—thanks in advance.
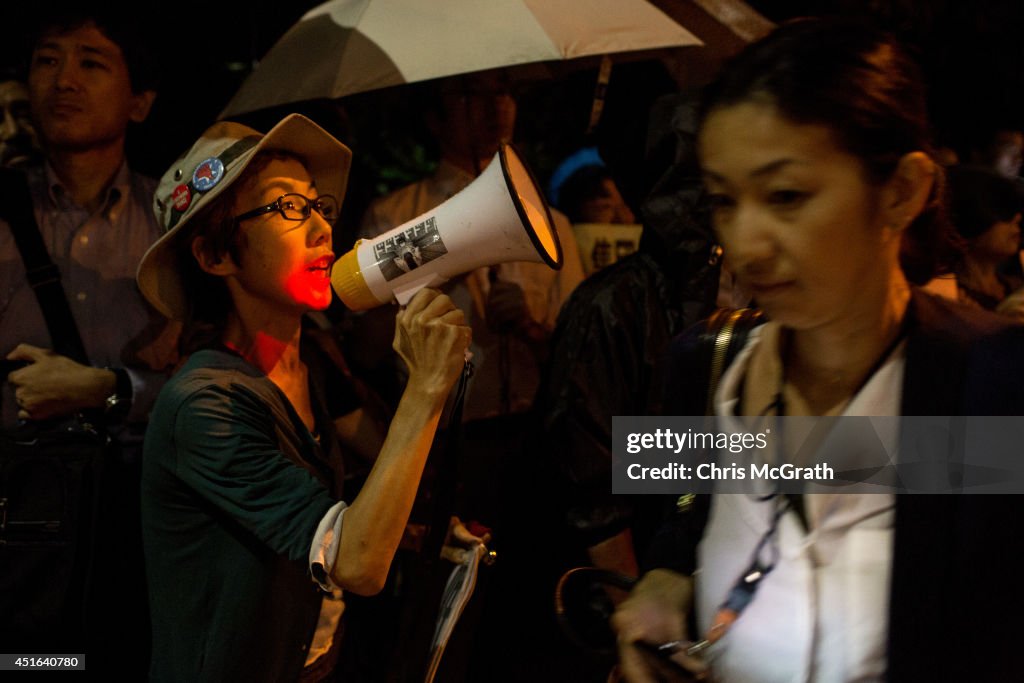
[332,143,562,310]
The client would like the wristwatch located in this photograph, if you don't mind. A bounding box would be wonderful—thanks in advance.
[104,367,133,421]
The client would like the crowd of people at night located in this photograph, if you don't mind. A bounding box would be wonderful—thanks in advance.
[2,3,1023,682]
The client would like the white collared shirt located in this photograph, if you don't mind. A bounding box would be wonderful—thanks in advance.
[697,323,904,682]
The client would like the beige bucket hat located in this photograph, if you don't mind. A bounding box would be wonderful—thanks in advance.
[137,113,352,320]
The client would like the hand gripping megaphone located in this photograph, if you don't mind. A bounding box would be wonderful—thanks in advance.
[332,144,563,310]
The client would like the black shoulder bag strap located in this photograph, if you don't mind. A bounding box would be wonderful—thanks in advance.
[0,167,90,364]
[0,167,108,651]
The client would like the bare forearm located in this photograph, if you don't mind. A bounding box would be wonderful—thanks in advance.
[588,530,640,578]
[331,287,470,593]
[331,382,447,593]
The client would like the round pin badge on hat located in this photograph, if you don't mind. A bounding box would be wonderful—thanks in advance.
[172,184,192,211]
[192,157,225,192]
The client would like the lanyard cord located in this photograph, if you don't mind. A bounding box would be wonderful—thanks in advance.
[718,494,788,616]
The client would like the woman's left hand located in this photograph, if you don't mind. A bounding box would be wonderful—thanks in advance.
[440,515,491,564]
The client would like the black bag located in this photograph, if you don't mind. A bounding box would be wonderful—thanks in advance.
[0,421,108,649]
[661,307,766,417]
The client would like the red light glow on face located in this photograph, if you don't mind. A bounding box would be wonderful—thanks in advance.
[283,255,334,310]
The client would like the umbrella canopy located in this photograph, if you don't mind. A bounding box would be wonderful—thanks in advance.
[221,0,701,118]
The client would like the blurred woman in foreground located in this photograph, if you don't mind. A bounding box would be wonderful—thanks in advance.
[612,19,1024,683]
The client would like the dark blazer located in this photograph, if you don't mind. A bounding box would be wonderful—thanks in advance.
[889,291,1024,682]
[652,290,1024,681]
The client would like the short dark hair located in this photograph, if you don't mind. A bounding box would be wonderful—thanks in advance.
[32,3,160,93]
[948,165,1024,239]
[699,18,957,283]
[557,164,613,223]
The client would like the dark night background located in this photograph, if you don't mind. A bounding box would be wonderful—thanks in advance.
[1,3,1020,678]
[3,0,1023,242]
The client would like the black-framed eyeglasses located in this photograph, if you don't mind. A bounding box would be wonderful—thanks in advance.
[234,193,340,226]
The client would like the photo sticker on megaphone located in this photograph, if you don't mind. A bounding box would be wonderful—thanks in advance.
[333,143,562,310]
[374,216,448,281]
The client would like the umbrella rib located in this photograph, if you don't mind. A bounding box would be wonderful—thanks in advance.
[330,0,377,96]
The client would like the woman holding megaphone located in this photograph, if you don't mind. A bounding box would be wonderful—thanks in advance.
[136,114,476,682]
